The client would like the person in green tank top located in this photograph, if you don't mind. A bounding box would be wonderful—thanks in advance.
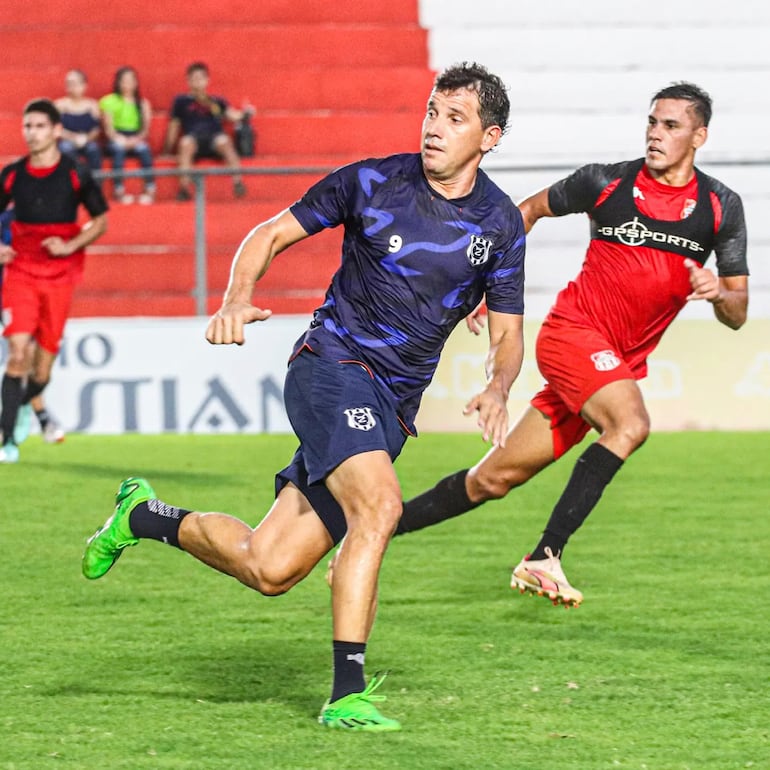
[99,67,155,204]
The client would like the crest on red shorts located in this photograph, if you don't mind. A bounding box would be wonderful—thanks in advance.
[344,407,376,431]
[466,235,492,266]
[590,349,621,371]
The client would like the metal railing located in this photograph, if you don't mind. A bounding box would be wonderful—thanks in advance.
[94,165,333,316]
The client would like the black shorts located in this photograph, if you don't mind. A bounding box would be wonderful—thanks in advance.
[275,350,408,544]
[189,132,223,159]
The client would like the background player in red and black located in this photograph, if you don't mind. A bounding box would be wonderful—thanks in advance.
[393,82,749,607]
[0,99,108,463]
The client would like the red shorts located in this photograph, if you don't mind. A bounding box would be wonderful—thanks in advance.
[1,272,74,353]
[531,316,645,459]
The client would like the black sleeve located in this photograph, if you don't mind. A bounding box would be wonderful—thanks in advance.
[710,182,749,277]
[547,161,632,216]
[170,95,185,121]
[76,163,109,217]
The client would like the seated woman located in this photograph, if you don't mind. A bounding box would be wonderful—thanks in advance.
[99,66,155,204]
[55,70,102,171]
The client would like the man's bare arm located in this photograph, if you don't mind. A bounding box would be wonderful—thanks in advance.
[517,187,555,234]
[205,208,310,345]
[710,275,748,330]
[463,309,524,447]
[684,259,748,330]
[42,213,107,256]
[163,118,181,155]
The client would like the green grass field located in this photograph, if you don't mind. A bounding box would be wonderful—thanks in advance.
[1,432,768,770]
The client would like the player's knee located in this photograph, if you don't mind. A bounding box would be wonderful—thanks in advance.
[468,465,523,501]
[243,559,300,597]
[346,493,402,542]
[6,347,29,373]
[29,375,50,391]
[253,570,296,597]
[612,412,650,454]
[626,412,651,449]
[178,136,196,155]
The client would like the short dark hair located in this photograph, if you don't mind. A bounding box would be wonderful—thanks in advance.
[186,61,209,77]
[433,62,510,135]
[651,81,712,127]
[23,98,61,125]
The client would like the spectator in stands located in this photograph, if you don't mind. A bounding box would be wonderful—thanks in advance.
[100,66,156,205]
[55,70,102,171]
[164,62,250,201]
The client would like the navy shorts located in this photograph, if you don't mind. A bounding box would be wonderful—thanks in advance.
[275,350,409,544]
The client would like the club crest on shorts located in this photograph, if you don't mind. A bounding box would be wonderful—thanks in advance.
[466,235,493,266]
[591,349,621,371]
[344,407,377,431]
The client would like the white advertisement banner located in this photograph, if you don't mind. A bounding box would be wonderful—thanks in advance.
[0,316,309,435]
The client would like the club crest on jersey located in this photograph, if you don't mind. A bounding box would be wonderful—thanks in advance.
[591,350,621,372]
[681,198,697,219]
[344,407,377,431]
[466,235,493,266]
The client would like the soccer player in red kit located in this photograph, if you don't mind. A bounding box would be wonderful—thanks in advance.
[0,99,108,462]
[392,82,749,606]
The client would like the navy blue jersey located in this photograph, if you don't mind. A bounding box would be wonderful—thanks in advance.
[289,153,526,427]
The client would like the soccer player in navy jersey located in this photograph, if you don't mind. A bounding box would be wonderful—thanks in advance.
[0,100,108,463]
[392,82,749,607]
[82,62,526,731]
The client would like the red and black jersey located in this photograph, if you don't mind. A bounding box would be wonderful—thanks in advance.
[0,154,108,284]
[0,153,107,223]
[544,159,748,368]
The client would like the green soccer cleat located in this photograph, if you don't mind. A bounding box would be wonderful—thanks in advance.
[82,477,156,580]
[319,673,402,732]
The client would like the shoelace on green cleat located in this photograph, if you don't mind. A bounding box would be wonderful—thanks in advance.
[319,673,401,731]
